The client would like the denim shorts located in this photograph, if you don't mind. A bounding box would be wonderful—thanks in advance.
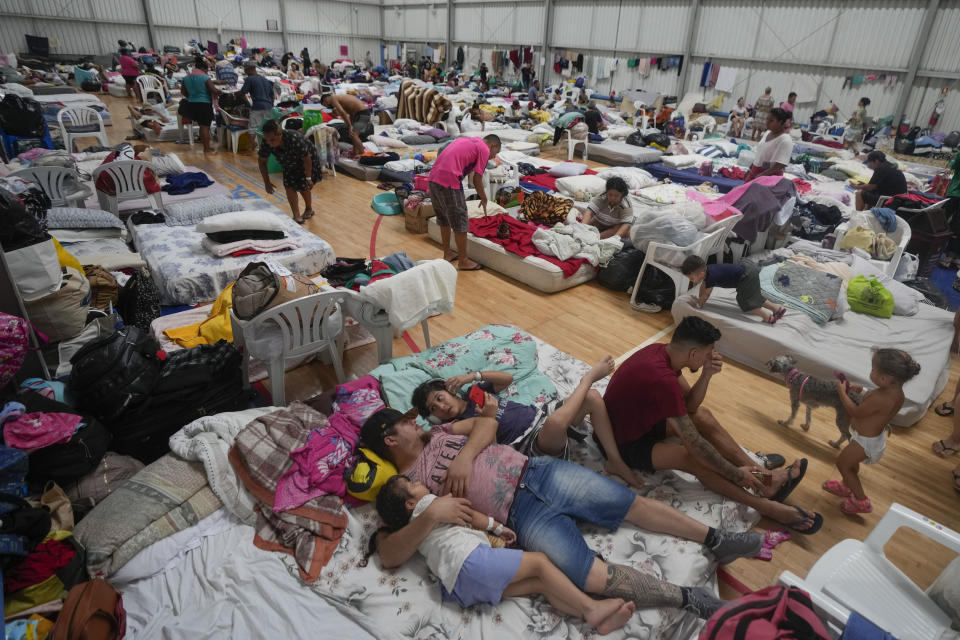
[506,457,636,589]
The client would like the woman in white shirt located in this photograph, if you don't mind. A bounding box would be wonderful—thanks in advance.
[745,107,792,181]
[729,97,747,137]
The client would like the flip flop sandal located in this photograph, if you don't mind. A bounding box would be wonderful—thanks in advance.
[771,308,786,322]
[935,403,955,417]
[459,264,483,271]
[303,210,315,220]
[294,217,305,225]
[763,529,792,548]
[934,439,959,457]
[840,496,872,514]
[782,506,823,535]
[755,452,786,470]
[822,478,852,497]
[772,458,807,503]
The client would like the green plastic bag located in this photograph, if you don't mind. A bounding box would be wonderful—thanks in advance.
[846,275,894,318]
[302,110,326,132]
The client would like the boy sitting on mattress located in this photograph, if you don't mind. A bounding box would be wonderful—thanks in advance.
[681,255,786,324]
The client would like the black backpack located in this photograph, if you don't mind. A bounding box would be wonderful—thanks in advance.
[944,130,960,148]
[117,269,161,333]
[80,79,102,92]
[625,130,646,147]
[597,248,646,290]
[643,131,669,148]
[68,326,162,424]
[0,94,46,137]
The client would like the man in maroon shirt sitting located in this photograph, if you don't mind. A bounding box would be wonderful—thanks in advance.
[602,316,823,534]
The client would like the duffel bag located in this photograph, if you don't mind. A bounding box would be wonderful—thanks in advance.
[68,326,162,424]
[232,261,319,321]
[24,266,90,342]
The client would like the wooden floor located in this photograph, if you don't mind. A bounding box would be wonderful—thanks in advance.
[97,93,960,595]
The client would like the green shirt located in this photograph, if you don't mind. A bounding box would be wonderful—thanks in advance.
[948,152,960,199]
[553,111,582,129]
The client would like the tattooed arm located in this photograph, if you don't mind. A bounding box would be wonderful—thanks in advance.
[671,415,753,488]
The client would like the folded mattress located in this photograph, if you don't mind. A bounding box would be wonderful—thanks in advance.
[587,141,663,166]
[427,217,595,293]
[671,289,953,426]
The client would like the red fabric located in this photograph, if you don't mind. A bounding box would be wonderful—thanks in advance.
[719,166,746,180]
[4,539,76,593]
[790,179,812,194]
[519,166,596,192]
[468,214,590,278]
[94,150,161,195]
[814,138,844,149]
[229,249,267,256]
[603,343,687,444]
[509,50,520,68]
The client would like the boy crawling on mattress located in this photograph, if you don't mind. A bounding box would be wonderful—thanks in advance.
[681,255,786,324]
[369,475,635,635]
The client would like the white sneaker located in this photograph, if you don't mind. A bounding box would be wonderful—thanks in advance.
[630,302,662,313]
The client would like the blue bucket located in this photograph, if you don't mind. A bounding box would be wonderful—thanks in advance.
[371,192,402,216]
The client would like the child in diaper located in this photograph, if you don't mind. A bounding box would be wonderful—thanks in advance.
[369,475,635,635]
[824,348,920,514]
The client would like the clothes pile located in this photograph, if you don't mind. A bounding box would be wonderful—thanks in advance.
[197,211,300,258]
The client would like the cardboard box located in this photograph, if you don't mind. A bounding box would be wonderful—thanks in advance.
[404,200,435,233]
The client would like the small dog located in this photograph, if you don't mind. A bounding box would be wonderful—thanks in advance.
[766,355,853,448]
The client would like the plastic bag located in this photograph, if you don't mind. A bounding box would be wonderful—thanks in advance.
[847,275,894,318]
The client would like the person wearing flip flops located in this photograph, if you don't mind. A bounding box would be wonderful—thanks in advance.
[931,359,960,493]
[603,317,823,535]
[681,256,787,324]
[258,118,322,224]
[825,349,921,514]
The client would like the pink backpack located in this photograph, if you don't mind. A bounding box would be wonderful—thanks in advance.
[699,586,831,640]
[0,312,40,388]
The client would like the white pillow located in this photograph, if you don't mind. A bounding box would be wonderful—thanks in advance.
[195,211,286,233]
[555,175,607,201]
[373,135,407,149]
[848,255,922,316]
[548,162,588,177]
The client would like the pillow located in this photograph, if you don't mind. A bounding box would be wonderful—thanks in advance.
[848,255,922,316]
[555,175,607,201]
[164,194,244,226]
[400,134,436,146]
[422,127,448,140]
[548,162,588,178]
[196,210,286,233]
[47,207,122,230]
[705,140,738,156]
[345,447,397,502]
[373,135,407,149]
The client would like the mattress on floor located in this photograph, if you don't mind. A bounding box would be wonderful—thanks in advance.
[30,85,77,95]
[645,162,743,193]
[427,217,596,293]
[137,327,759,640]
[671,289,953,426]
[58,236,146,270]
[127,200,334,305]
[462,127,533,143]
[81,166,231,213]
[336,157,382,181]
[378,166,413,183]
[587,140,663,166]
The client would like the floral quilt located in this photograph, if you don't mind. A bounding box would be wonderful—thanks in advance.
[127,199,335,305]
[287,327,760,640]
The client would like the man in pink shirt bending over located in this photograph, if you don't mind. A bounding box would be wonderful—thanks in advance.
[428,135,501,271]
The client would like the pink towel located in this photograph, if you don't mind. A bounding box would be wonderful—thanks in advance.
[4,412,82,452]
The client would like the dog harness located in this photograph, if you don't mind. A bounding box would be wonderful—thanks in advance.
[784,368,810,401]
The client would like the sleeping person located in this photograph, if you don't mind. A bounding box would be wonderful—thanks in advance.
[369,475,636,635]
[410,356,643,488]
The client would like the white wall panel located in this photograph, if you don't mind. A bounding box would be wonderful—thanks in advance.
[91,0,146,24]
[695,0,761,60]
[152,0,198,28]
[830,1,924,69]
[905,79,960,131]
[551,3,593,49]
[242,0,281,31]
[752,1,842,65]
[920,0,960,75]
[355,5,382,38]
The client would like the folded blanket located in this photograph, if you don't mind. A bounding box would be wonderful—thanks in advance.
[201,236,299,257]
[229,403,348,582]
[532,222,623,267]
[73,454,221,577]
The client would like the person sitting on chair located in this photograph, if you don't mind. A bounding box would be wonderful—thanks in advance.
[852,150,907,211]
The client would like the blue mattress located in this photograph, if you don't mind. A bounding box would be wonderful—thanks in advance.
[644,162,743,193]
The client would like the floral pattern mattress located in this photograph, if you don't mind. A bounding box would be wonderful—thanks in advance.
[286,325,760,640]
[127,199,334,305]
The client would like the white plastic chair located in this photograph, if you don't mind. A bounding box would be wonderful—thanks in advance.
[462,170,492,201]
[834,214,911,277]
[217,107,251,154]
[568,134,589,161]
[91,160,164,215]
[701,213,744,265]
[136,75,165,104]
[779,502,960,639]
[229,291,348,406]
[56,106,108,152]
[10,166,91,206]
[629,223,737,311]
[177,114,199,147]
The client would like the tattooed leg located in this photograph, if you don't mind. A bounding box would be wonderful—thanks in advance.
[585,559,683,609]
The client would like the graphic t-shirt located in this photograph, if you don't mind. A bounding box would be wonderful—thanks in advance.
[406,425,526,523]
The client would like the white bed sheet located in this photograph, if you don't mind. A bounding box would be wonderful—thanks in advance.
[127,200,335,305]
[671,288,954,426]
[463,128,533,143]
[117,513,375,640]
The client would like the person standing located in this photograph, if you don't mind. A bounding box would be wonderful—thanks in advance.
[119,48,140,100]
[844,97,870,154]
[521,63,534,91]
[478,62,488,87]
[744,107,792,181]
[364,51,374,70]
[527,80,541,104]
[428,135,501,271]
[179,59,220,154]
[752,87,774,141]
[780,91,797,130]
[257,119,323,224]
[238,61,277,133]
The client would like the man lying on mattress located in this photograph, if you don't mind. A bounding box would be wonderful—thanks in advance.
[603,316,823,534]
[360,408,762,620]
[410,356,644,489]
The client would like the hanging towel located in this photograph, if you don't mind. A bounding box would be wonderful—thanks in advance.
[509,49,520,68]
[700,62,712,87]
[638,58,650,77]
[715,66,737,93]
[523,47,532,64]
[358,259,457,331]
[709,63,720,86]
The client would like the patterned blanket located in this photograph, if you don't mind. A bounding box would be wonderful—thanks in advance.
[760,261,844,324]
[396,81,452,125]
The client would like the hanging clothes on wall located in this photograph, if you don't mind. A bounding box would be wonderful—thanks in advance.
[638,58,650,77]
[700,62,712,87]
[709,63,720,86]
[715,66,737,93]
[523,47,532,64]
[457,46,464,68]
[574,54,583,73]
[554,52,562,73]
[509,49,520,69]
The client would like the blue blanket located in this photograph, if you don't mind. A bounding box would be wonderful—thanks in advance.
[760,262,843,324]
